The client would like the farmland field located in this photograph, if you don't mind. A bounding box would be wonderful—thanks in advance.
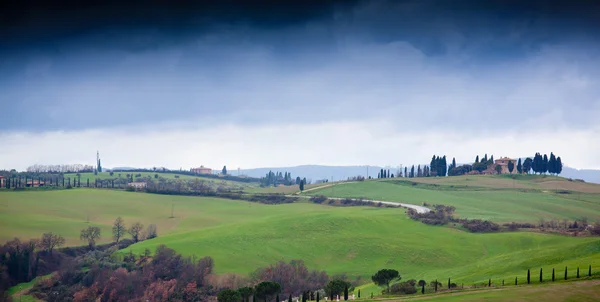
[1,188,599,287]
[303,177,600,223]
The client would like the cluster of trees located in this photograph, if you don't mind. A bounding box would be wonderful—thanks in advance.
[407,205,501,233]
[531,153,563,175]
[472,154,494,173]
[378,169,393,178]
[25,164,95,173]
[310,195,394,208]
[260,171,306,187]
[8,238,364,302]
[429,155,447,177]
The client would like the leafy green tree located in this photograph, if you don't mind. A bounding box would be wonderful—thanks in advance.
[255,281,280,302]
[222,166,227,175]
[239,287,254,302]
[508,160,514,174]
[325,280,351,298]
[441,155,447,176]
[430,155,437,176]
[495,164,502,174]
[517,158,522,174]
[548,153,556,174]
[218,289,241,302]
[523,158,533,174]
[371,269,400,293]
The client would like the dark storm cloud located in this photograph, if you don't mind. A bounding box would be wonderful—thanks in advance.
[1,0,600,132]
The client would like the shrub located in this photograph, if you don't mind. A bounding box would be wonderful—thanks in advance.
[310,195,328,204]
[389,282,416,294]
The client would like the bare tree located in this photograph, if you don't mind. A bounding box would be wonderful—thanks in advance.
[112,217,127,243]
[39,232,65,255]
[80,226,101,249]
[128,222,144,242]
[146,224,158,239]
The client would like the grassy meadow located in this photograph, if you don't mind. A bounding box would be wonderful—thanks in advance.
[303,177,600,223]
[1,189,599,287]
[389,279,600,301]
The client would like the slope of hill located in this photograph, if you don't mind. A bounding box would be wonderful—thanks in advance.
[304,176,600,223]
[2,189,599,291]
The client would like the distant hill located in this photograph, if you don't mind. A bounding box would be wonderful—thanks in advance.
[240,164,600,184]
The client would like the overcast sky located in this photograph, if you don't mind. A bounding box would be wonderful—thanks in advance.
[1,0,599,171]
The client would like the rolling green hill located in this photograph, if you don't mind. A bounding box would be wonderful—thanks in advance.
[2,189,598,288]
[303,177,600,223]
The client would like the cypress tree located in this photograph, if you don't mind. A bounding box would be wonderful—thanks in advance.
[434,279,438,292]
[515,277,517,285]
[448,278,450,289]
[589,265,592,277]
[543,154,549,174]
[577,267,580,278]
[452,157,456,170]
[254,294,257,302]
[475,155,479,163]
[517,158,522,174]
[565,266,568,280]
[421,283,424,294]
[404,167,408,178]
[502,279,504,286]
[387,169,390,179]
[289,294,292,302]
[488,279,491,287]
[316,292,319,302]
[552,268,555,281]
[442,156,447,176]
[548,153,556,174]
[527,269,530,284]
[540,268,543,282]
[344,285,348,301]
[556,157,563,175]
[276,294,280,302]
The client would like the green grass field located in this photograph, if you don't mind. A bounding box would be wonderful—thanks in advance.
[386,279,600,301]
[2,189,599,288]
[303,178,600,223]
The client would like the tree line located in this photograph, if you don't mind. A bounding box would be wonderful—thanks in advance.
[260,171,307,188]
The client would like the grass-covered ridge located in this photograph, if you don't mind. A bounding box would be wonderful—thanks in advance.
[304,177,600,223]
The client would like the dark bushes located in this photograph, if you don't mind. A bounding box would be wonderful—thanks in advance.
[389,282,416,294]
